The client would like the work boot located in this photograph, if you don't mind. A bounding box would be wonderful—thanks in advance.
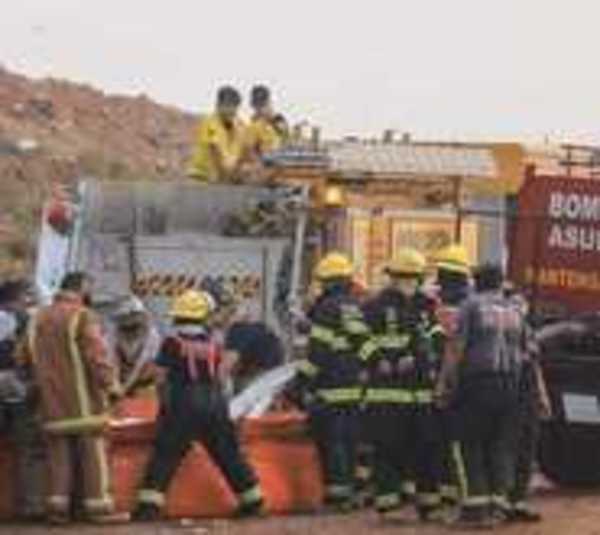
[47,513,70,526]
[234,498,264,518]
[418,505,449,524]
[452,507,494,530]
[509,503,542,523]
[87,512,131,524]
[132,503,162,522]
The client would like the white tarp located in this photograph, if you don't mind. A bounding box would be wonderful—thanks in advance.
[229,362,299,420]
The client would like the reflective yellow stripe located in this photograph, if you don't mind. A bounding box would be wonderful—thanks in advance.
[440,485,459,501]
[401,481,416,496]
[317,388,361,404]
[239,485,262,505]
[359,339,379,361]
[378,334,410,349]
[375,493,400,510]
[418,493,441,506]
[297,359,319,377]
[326,484,352,498]
[311,325,336,345]
[414,389,434,404]
[27,314,38,364]
[137,489,165,507]
[92,436,111,509]
[427,324,445,337]
[490,495,509,508]
[331,336,352,351]
[463,496,490,506]
[364,388,414,404]
[451,441,468,501]
[343,319,369,335]
[43,414,110,434]
[311,325,352,351]
[84,497,114,513]
[68,311,92,418]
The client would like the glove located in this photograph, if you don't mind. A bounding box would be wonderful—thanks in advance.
[377,360,393,376]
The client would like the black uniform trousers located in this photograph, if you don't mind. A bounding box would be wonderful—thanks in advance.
[510,366,540,506]
[309,404,359,503]
[138,382,259,508]
[368,405,442,513]
[438,406,462,503]
[457,375,519,513]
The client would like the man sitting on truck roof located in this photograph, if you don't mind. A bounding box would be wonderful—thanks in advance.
[246,85,283,158]
[189,86,247,183]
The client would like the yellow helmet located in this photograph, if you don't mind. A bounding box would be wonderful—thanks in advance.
[387,248,426,276]
[435,244,470,275]
[315,252,353,280]
[170,290,211,321]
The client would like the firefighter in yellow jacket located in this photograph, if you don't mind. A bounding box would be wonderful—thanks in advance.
[17,272,125,525]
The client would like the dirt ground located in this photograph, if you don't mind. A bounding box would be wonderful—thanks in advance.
[4,491,600,535]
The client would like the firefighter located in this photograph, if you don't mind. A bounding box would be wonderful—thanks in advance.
[297,252,369,511]
[444,264,525,528]
[17,272,126,525]
[361,248,444,522]
[111,296,161,398]
[133,290,263,521]
[0,280,46,521]
[433,244,472,508]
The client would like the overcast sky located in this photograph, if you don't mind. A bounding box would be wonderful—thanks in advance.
[2,0,600,143]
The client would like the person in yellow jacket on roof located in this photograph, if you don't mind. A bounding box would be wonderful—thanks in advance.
[246,85,283,158]
[189,86,247,183]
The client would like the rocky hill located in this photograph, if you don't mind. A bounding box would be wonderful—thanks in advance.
[0,67,199,275]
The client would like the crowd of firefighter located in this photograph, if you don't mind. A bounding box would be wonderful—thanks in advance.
[0,242,551,529]
[0,85,552,529]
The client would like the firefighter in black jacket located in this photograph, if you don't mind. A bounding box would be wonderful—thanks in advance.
[297,252,369,511]
[133,290,262,521]
[361,248,444,522]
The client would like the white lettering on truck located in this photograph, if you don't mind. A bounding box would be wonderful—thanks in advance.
[547,191,600,252]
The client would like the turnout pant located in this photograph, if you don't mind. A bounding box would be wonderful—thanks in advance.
[368,405,443,514]
[138,383,260,509]
[438,406,463,504]
[458,376,519,515]
[45,432,113,517]
[510,377,541,507]
[309,405,358,503]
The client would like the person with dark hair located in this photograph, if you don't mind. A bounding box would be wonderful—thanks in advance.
[189,85,246,182]
[133,290,263,521]
[0,279,46,521]
[246,84,283,158]
[17,272,126,524]
[442,263,526,529]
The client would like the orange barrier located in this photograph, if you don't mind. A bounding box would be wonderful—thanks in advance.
[0,398,324,520]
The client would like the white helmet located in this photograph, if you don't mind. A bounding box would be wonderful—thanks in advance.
[115,296,146,318]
